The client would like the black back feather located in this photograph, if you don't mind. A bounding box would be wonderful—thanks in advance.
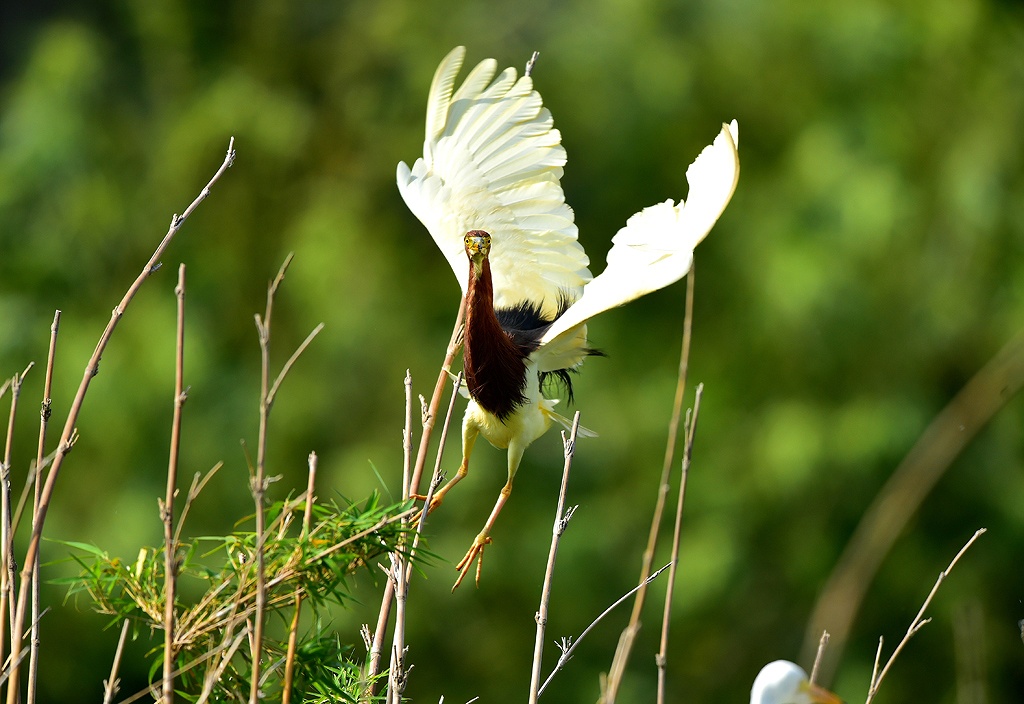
[495,293,603,405]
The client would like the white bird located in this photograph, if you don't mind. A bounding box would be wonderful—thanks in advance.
[398,46,739,587]
[751,661,843,704]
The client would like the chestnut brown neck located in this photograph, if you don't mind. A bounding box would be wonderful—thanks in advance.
[463,256,530,420]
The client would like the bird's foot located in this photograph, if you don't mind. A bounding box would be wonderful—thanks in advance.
[409,490,446,523]
[452,531,492,591]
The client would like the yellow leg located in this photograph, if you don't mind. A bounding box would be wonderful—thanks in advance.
[413,419,479,515]
[452,476,513,590]
[451,440,526,590]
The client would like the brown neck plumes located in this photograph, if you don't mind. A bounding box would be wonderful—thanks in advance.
[463,254,530,420]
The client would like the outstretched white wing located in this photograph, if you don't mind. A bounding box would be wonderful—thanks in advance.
[538,121,740,352]
[397,46,592,319]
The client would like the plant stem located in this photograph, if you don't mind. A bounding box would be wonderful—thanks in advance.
[864,528,986,703]
[27,310,59,704]
[540,564,672,697]
[810,631,830,685]
[1,364,32,681]
[282,452,317,704]
[162,264,188,703]
[402,371,413,500]
[529,412,581,704]
[656,384,702,704]
[249,254,322,703]
[102,620,132,704]
[384,372,464,703]
[249,256,292,704]
[604,262,695,702]
[367,300,465,691]
[805,327,1024,675]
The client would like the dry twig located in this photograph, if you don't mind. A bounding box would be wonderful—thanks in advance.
[529,412,582,704]
[604,262,696,702]
[160,264,189,703]
[27,310,59,704]
[1,363,33,678]
[656,384,703,704]
[249,253,324,704]
[282,452,318,704]
[102,620,132,704]
[863,528,985,703]
[367,300,465,691]
[385,372,464,704]
[805,328,1024,675]
[810,631,830,686]
[543,564,672,698]
[104,550,149,704]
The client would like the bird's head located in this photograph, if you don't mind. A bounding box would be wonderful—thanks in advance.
[464,230,492,274]
[750,661,843,704]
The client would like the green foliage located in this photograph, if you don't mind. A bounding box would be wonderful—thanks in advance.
[60,493,406,702]
[294,635,384,704]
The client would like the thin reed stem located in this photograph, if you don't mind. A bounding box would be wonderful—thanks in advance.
[402,371,413,500]
[27,310,59,704]
[805,328,1024,674]
[174,463,224,546]
[367,300,465,691]
[385,372,465,704]
[541,564,672,697]
[250,254,292,704]
[408,297,465,498]
[656,385,703,704]
[104,550,149,704]
[604,262,695,702]
[1,363,32,681]
[382,371,416,704]
[282,452,318,704]
[161,264,188,703]
[102,620,132,704]
[810,631,830,685]
[529,412,581,704]
[864,528,986,703]
[249,268,321,703]
[407,372,463,575]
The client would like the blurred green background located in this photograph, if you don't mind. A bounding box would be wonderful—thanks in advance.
[2,1,1023,702]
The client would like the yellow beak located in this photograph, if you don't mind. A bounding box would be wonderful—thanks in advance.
[804,680,844,704]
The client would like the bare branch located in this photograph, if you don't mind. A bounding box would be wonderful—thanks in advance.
[102,620,132,704]
[27,310,59,704]
[864,528,986,703]
[541,563,672,697]
[656,384,703,704]
[805,327,1024,674]
[810,631,830,685]
[161,264,189,704]
[605,261,696,702]
[529,413,582,704]
[282,452,318,704]
[367,301,465,691]
[525,51,540,77]
[1,363,33,678]
[265,323,325,409]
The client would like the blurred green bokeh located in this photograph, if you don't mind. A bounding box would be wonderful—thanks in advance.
[2,1,1023,702]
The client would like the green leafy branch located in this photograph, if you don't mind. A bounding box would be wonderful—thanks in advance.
[60,492,411,702]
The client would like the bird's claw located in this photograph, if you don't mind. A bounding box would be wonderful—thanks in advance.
[452,533,492,591]
[409,492,445,524]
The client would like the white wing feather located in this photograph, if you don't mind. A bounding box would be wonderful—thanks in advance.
[537,121,740,355]
[397,46,591,319]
